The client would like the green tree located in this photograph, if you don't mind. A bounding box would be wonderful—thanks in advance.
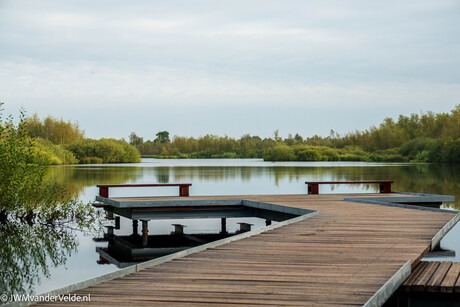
[24,114,84,145]
[0,103,96,224]
[129,132,143,146]
[155,131,170,144]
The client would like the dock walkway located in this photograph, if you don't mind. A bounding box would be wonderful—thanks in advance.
[34,193,457,306]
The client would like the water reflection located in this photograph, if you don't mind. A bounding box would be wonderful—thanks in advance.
[48,160,459,208]
[0,222,79,296]
[46,166,141,197]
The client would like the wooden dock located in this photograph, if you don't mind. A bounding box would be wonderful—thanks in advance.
[34,193,457,306]
[400,261,460,293]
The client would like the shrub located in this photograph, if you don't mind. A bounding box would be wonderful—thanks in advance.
[65,138,141,163]
[31,138,78,165]
[263,144,296,161]
[295,149,322,161]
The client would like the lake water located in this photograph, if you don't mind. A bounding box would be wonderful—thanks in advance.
[1,159,459,297]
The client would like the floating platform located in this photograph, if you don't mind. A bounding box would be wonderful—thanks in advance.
[29,192,457,306]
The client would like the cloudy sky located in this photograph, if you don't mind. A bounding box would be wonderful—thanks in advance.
[0,1,459,140]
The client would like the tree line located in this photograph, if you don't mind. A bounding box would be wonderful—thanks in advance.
[129,105,459,163]
[15,112,141,164]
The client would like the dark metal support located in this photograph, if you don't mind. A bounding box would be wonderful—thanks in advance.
[238,222,253,233]
[221,218,227,234]
[132,220,138,235]
[265,219,272,226]
[172,224,185,235]
[115,216,120,229]
[142,220,149,247]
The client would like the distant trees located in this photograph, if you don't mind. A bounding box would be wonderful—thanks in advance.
[24,114,84,145]
[132,105,459,163]
[128,132,143,146]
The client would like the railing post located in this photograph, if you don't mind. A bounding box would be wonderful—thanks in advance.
[99,186,109,198]
[308,183,319,195]
[380,182,392,193]
[179,185,190,197]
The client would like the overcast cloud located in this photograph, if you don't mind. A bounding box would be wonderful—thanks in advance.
[0,1,459,139]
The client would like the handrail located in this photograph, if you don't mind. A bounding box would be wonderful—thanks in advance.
[96,183,192,198]
[305,180,393,194]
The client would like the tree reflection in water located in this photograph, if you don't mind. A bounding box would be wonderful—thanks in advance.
[0,221,95,296]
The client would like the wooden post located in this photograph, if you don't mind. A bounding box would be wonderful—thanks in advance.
[308,183,319,195]
[179,185,190,197]
[142,220,148,247]
[221,218,227,234]
[380,182,392,193]
[99,186,109,198]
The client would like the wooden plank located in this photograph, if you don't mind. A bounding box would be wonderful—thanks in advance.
[426,261,452,292]
[411,262,440,292]
[455,264,460,293]
[440,262,460,293]
[401,261,428,291]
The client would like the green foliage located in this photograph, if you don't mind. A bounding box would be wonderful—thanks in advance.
[128,132,143,146]
[31,138,78,165]
[155,131,170,144]
[65,138,141,163]
[0,103,97,225]
[444,139,460,163]
[24,114,84,145]
[263,144,296,161]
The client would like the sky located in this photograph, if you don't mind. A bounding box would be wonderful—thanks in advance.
[0,1,459,140]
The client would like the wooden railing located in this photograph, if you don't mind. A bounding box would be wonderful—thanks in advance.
[96,183,192,198]
[305,180,393,195]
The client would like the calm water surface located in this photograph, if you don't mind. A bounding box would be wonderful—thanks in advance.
[1,159,459,297]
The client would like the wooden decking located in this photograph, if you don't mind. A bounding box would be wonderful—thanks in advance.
[35,193,457,306]
[400,261,460,293]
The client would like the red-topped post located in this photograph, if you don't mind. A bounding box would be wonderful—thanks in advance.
[99,186,109,198]
[179,185,190,197]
